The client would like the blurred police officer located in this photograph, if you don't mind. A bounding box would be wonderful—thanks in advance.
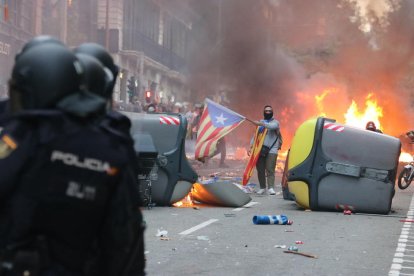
[0,41,144,275]
[0,35,64,118]
[73,43,147,205]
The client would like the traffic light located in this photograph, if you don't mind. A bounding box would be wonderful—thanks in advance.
[145,91,151,103]
[127,76,136,100]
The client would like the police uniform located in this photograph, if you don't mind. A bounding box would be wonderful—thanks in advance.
[0,110,145,275]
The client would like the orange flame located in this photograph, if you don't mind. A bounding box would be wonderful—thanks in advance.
[344,93,383,130]
[172,192,194,207]
[315,88,338,117]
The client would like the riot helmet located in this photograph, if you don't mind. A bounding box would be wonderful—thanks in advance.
[74,43,118,99]
[9,43,84,112]
[75,53,113,98]
[15,35,64,61]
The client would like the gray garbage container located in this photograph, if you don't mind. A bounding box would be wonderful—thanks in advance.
[287,117,400,214]
[123,111,198,206]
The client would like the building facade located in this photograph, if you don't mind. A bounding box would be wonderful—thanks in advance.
[0,0,37,98]
[0,0,197,105]
[96,0,195,106]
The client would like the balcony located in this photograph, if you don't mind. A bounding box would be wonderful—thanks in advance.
[124,31,187,74]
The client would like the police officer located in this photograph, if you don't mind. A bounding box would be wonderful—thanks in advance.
[0,42,144,275]
[73,43,132,134]
[73,43,146,204]
[0,35,64,118]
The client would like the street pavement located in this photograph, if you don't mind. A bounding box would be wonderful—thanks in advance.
[142,157,414,276]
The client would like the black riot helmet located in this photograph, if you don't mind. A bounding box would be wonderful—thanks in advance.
[15,35,64,61]
[74,43,119,99]
[75,53,113,98]
[9,43,84,112]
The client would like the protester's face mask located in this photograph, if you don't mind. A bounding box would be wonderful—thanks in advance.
[263,108,273,120]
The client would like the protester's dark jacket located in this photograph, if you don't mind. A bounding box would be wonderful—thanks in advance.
[0,110,144,275]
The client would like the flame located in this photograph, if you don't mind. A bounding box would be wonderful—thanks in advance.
[172,192,194,207]
[315,88,338,117]
[344,93,383,130]
[234,147,248,160]
[399,152,413,163]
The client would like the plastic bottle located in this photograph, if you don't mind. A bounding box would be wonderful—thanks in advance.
[252,215,293,225]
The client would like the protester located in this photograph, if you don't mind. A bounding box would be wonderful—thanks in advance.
[365,121,383,133]
[146,103,157,113]
[191,104,203,140]
[213,137,228,168]
[249,105,282,195]
[0,40,144,275]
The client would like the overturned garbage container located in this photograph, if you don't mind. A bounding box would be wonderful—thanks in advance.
[123,111,198,206]
[132,133,158,207]
[287,117,401,214]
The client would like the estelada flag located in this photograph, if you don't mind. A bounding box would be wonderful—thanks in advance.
[195,98,245,160]
[242,127,268,185]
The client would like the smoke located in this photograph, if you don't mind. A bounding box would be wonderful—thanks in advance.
[187,0,414,148]
[343,0,401,33]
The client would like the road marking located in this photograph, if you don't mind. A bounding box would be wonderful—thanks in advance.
[232,201,259,211]
[390,194,414,276]
[179,219,218,235]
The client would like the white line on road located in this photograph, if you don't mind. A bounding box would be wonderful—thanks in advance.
[232,201,258,211]
[390,194,414,276]
[179,219,218,235]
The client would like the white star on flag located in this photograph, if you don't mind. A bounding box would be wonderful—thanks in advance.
[195,98,245,160]
[215,113,228,125]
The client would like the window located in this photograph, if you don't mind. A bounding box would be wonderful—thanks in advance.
[171,20,186,58]
[21,1,34,33]
[163,14,171,49]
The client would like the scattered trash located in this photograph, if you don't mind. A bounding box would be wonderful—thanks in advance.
[197,236,210,241]
[156,229,168,237]
[274,245,287,249]
[193,206,200,210]
[343,210,352,215]
[400,219,414,222]
[160,237,171,241]
[241,183,257,194]
[284,230,294,232]
[287,246,298,252]
[295,241,304,244]
[224,213,236,217]
[244,244,248,247]
[252,215,293,225]
[284,250,318,259]
[172,248,177,251]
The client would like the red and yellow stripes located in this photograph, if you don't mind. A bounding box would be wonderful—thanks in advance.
[195,115,241,159]
[242,127,267,185]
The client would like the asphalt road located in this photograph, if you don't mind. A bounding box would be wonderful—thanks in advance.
[142,159,414,276]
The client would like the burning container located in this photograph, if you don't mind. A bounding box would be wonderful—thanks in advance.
[287,117,400,214]
[123,111,198,206]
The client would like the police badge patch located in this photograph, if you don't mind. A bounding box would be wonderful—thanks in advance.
[0,134,17,158]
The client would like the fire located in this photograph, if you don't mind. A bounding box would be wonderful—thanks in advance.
[344,93,383,130]
[233,147,248,160]
[172,192,194,207]
[315,88,338,117]
[400,152,413,163]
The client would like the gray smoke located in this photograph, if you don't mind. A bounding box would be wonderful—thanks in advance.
[187,0,414,146]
